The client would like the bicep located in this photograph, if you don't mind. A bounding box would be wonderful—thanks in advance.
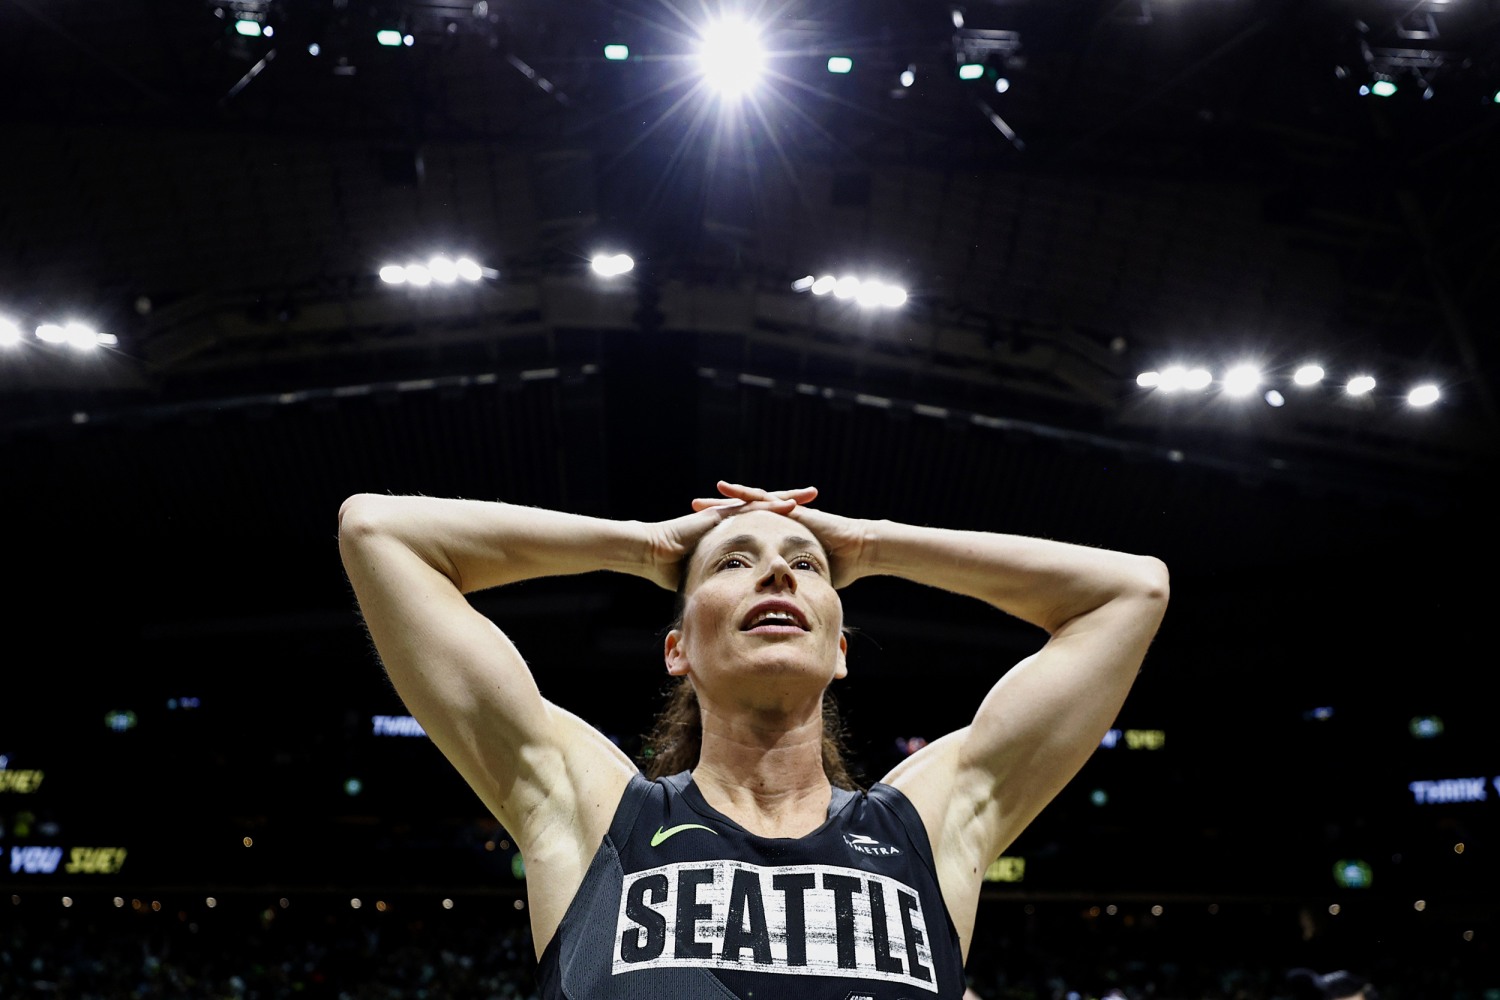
[340,527,560,830]
[957,590,1166,851]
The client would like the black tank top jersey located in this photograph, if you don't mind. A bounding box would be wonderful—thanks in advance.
[536,770,966,1000]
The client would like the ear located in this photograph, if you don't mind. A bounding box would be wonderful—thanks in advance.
[833,631,849,680]
[664,628,690,676]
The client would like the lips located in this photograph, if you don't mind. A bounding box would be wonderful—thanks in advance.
[739,599,810,631]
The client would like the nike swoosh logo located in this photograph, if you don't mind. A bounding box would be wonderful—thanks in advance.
[650,823,718,847]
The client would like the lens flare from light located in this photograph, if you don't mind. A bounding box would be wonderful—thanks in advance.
[697,17,764,98]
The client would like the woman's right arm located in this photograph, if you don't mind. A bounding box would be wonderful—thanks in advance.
[336,494,655,840]
[334,491,806,838]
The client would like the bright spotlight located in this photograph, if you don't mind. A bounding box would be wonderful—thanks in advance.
[1136,371,1161,388]
[1265,389,1285,407]
[379,265,406,284]
[827,56,853,74]
[1346,374,1376,396]
[1371,79,1397,98]
[1407,383,1440,407]
[833,276,860,300]
[994,77,1010,94]
[376,29,403,46]
[308,42,321,56]
[405,264,433,286]
[900,66,915,88]
[1157,366,1187,392]
[1184,368,1213,391]
[855,281,886,308]
[53,322,102,350]
[0,316,21,347]
[958,63,984,81]
[234,19,263,37]
[1223,364,1262,397]
[697,17,764,98]
[810,275,836,295]
[880,285,908,308]
[1293,364,1325,386]
[791,275,816,292]
[604,44,629,61]
[454,257,483,281]
[428,256,459,284]
[591,253,634,277]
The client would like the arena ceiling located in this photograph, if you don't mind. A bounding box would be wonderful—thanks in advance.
[2,0,1497,896]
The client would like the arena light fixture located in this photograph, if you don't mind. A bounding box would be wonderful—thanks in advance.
[37,321,111,349]
[1222,363,1262,397]
[900,65,915,87]
[1407,383,1440,407]
[234,18,263,37]
[958,62,984,81]
[604,44,629,60]
[0,315,21,347]
[380,256,489,285]
[376,29,403,46]
[1346,374,1377,395]
[796,273,906,308]
[590,252,635,277]
[1293,364,1325,386]
[827,56,853,74]
[1144,365,1212,393]
[696,16,765,98]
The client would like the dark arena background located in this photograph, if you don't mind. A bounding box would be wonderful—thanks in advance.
[2,0,1498,997]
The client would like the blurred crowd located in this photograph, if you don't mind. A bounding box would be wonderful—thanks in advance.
[0,895,1491,1000]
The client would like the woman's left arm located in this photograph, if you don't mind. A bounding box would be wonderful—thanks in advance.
[701,482,1170,955]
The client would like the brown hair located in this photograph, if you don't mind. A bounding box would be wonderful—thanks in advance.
[638,534,863,790]
[639,678,863,790]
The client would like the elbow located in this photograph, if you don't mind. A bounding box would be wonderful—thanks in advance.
[337,493,391,544]
[1135,555,1170,607]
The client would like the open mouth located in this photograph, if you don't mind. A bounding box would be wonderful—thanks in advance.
[740,602,809,631]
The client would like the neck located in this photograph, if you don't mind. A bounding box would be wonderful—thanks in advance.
[691,697,832,838]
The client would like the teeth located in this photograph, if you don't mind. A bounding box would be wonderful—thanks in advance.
[752,612,798,627]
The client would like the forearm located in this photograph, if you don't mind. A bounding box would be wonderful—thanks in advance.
[858,519,1168,634]
[337,493,649,594]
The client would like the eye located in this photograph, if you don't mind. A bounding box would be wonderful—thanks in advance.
[791,555,820,572]
[716,555,749,571]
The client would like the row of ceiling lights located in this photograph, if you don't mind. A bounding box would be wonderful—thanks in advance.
[1139,363,1442,408]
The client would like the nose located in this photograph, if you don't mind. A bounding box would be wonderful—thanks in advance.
[757,555,797,593]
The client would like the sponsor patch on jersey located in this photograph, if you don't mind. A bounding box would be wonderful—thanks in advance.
[613,859,937,993]
[844,832,902,856]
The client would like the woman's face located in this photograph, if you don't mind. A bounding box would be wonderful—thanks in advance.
[665,509,847,707]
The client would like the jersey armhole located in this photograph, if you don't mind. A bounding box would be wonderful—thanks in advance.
[605,771,656,846]
[867,782,942,883]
